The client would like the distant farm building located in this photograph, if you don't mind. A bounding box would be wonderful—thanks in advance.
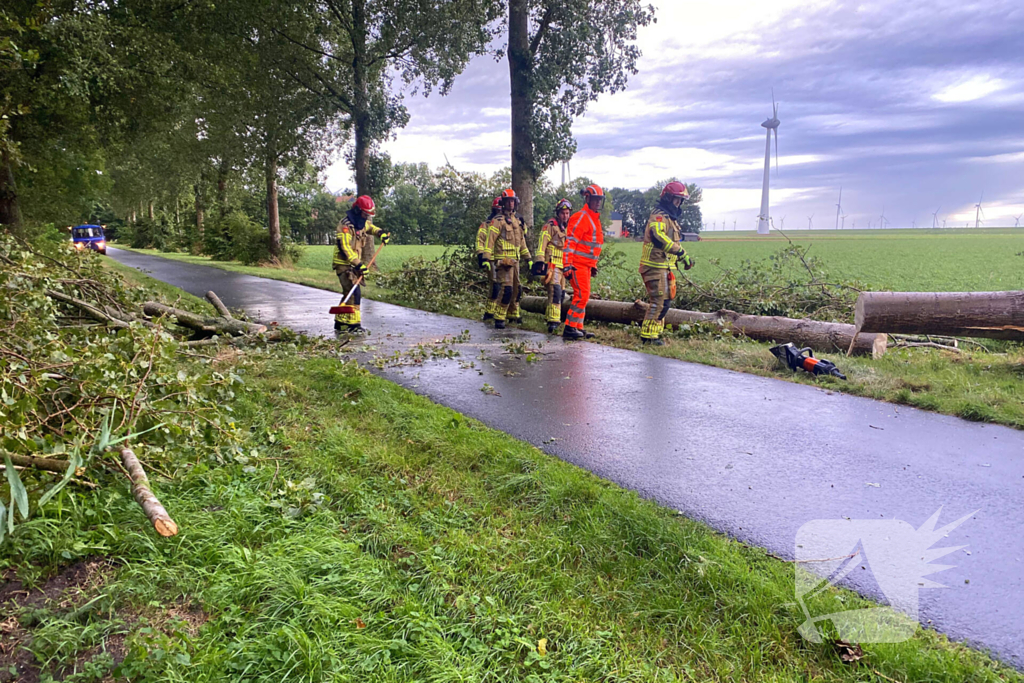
[608,211,625,238]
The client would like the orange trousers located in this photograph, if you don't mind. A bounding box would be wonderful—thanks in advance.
[566,266,592,330]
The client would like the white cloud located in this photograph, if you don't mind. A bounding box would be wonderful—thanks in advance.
[932,75,1006,103]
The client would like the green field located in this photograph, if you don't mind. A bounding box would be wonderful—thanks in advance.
[291,228,1024,292]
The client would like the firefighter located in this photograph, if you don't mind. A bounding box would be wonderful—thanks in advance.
[536,198,571,333]
[477,197,502,321]
[562,184,605,340]
[332,195,390,333]
[639,181,694,345]
[485,188,531,329]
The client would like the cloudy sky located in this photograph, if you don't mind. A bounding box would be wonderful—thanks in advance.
[324,0,1024,230]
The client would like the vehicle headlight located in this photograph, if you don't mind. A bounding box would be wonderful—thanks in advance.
[75,242,85,249]
[97,241,105,248]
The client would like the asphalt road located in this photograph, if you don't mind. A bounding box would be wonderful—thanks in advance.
[109,247,1024,668]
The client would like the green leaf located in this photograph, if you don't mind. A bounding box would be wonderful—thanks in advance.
[4,455,29,520]
[106,422,166,448]
[0,500,7,544]
[38,449,83,508]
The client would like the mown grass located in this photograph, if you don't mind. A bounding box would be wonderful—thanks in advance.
[4,349,1020,681]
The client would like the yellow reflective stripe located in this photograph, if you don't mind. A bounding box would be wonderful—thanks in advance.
[336,230,359,263]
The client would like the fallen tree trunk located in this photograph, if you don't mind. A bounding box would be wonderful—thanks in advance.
[854,291,1024,341]
[520,296,886,357]
[143,302,266,336]
[119,446,178,537]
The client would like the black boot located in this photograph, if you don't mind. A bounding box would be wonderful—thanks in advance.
[547,322,559,334]
[494,320,506,330]
[642,337,665,346]
[562,326,584,340]
[482,312,494,322]
[334,320,344,331]
[582,329,596,339]
[346,324,367,335]
[508,317,523,325]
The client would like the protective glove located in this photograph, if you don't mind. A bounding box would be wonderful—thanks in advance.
[354,263,369,276]
[476,253,486,269]
[680,253,694,270]
[591,266,599,277]
[563,264,576,279]
[379,232,391,245]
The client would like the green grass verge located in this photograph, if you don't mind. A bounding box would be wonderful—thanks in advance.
[4,348,1019,681]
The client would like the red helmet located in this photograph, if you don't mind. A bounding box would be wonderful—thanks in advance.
[555,198,572,213]
[492,196,502,209]
[353,195,376,217]
[499,188,519,210]
[580,184,604,198]
[660,181,690,201]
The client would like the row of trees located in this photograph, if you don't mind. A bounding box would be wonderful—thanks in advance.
[2,0,658,256]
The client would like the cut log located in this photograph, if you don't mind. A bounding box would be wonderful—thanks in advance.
[854,291,1024,341]
[119,446,178,537]
[45,289,129,329]
[205,291,233,319]
[143,302,266,336]
[520,296,886,357]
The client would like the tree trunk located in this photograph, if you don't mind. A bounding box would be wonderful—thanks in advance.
[855,291,1024,341]
[520,296,887,357]
[508,0,535,230]
[352,0,370,195]
[217,156,230,217]
[194,183,205,235]
[266,151,281,259]
[148,202,154,221]
[0,149,23,229]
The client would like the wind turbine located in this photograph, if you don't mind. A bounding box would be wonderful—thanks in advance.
[942,219,947,228]
[834,187,843,230]
[879,207,888,229]
[974,193,984,228]
[1014,213,1022,227]
[560,160,572,186]
[756,92,780,235]
[780,215,786,229]
[932,208,940,228]
[807,214,814,229]
[840,212,847,229]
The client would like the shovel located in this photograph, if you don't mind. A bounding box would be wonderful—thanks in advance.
[329,240,386,315]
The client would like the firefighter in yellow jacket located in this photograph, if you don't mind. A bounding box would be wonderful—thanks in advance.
[332,195,390,333]
[639,181,694,345]
[476,197,502,321]
[484,189,531,329]
[536,198,571,333]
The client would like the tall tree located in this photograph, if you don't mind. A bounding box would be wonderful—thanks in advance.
[246,0,499,196]
[507,0,654,228]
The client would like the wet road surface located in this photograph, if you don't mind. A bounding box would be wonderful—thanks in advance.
[109,247,1024,668]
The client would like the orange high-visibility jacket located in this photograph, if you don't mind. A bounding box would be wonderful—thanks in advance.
[564,205,603,268]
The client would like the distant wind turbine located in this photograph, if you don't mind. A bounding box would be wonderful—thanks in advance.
[932,208,940,228]
[780,216,786,229]
[911,220,917,229]
[879,207,888,229]
[834,187,843,230]
[807,214,814,229]
[975,193,984,228]
[840,212,846,229]
[942,219,946,228]
[1015,214,1022,227]
[757,91,780,235]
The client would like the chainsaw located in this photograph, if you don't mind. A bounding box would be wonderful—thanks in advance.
[770,343,847,380]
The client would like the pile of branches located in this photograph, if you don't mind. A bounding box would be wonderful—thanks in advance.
[0,235,282,542]
[674,244,865,323]
[374,245,541,313]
